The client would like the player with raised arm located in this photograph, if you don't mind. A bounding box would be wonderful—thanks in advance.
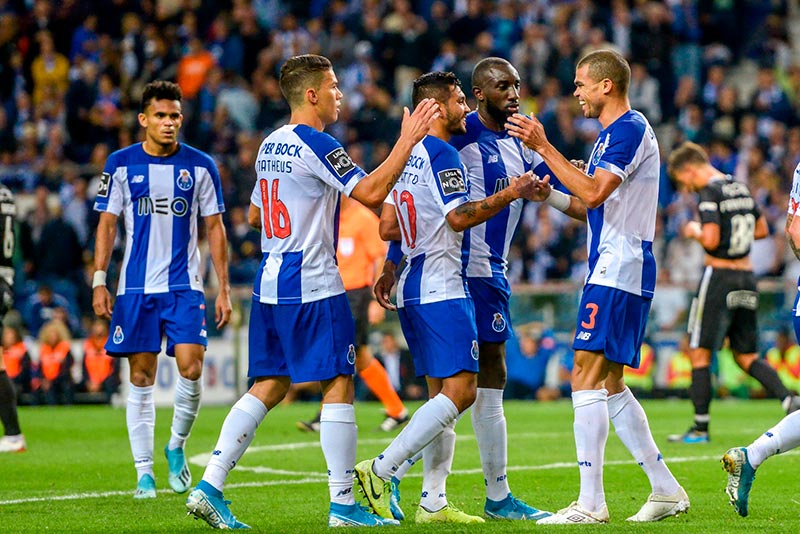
[506,50,689,524]
[93,80,232,499]
[381,57,552,522]
[356,71,536,525]
[0,184,24,453]
[720,159,800,517]
[667,141,799,444]
[185,54,438,529]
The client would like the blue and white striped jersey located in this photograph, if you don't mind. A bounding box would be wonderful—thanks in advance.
[387,135,470,307]
[450,111,551,278]
[251,124,367,304]
[584,110,659,298]
[94,143,225,295]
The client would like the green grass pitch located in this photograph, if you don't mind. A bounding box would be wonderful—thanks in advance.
[1,399,798,533]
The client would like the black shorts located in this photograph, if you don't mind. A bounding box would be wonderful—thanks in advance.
[346,286,372,348]
[688,267,758,353]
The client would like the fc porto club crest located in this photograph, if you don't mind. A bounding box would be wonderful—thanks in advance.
[591,133,610,167]
[177,169,193,191]
[491,312,506,333]
[347,344,356,365]
[471,340,479,360]
[113,325,125,344]
[521,144,534,164]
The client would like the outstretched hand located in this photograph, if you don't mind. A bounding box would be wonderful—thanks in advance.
[400,98,440,145]
[529,174,553,202]
[373,270,398,312]
[509,171,535,200]
[505,113,548,151]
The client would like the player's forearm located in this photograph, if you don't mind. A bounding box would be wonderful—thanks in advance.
[207,217,231,292]
[447,188,517,232]
[93,214,116,272]
[538,144,605,208]
[786,214,800,261]
[356,138,416,208]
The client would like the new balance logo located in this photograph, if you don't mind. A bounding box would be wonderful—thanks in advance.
[487,154,499,163]
[131,175,145,183]
[336,487,352,497]
[576,331,592,341]
[212,450,221,456]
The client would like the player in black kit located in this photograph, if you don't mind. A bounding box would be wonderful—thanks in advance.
[666,141,799,444]
[0,183,24,453]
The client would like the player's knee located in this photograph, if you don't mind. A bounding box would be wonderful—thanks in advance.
[179,363,203,381]
[129,369,155,387]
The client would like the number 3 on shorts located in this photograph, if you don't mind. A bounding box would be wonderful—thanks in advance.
[581,303,599,329]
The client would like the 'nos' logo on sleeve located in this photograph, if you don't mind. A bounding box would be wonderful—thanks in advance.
[437,168,466,195]
[325,147,355,177]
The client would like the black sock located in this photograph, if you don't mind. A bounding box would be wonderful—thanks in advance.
[0,371,21,435]
[749,359,791,400]
[689,367,711,432]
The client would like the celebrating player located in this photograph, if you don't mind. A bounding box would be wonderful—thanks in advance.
[92,80,232,498]
[186,54,438,529]
[0,184,23,453]
[506,50,689,524]
[357,71,537,524]
[667,141,800,444]
[384,57,552,521]
[721,157,800,517]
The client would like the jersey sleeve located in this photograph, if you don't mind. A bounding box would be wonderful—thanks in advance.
[427,141,470,216]
[94,153,123,216]
[789,161,800,215]
[594,120,647,182]
[293,127,366,196]
[698,186,721,226]
[197,156,225,216]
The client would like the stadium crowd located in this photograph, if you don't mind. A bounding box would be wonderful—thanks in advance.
[0,0,797,343]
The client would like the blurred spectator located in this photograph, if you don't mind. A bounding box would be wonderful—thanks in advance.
[376,331,425,401]
[23,284,78,337]
[30,30,69,107]
[37,319,74,405]
[79,318,119,401]
[623,341,655,395]
[629,62,661,125]
[665,334,693,394]
[505,325,561,401]
[766,326,800,395]
[228,205,261,285]
[176,36,216,100]
[1,323,33,395]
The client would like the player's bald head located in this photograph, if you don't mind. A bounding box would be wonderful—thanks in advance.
[472,57,515,90]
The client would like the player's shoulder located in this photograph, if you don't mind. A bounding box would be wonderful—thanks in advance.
[106,143,144,167]
[610,110,648,138]
[450,111,483,150]
[423,134,460,160]
[174,143,218,169]
[290,124,342,152]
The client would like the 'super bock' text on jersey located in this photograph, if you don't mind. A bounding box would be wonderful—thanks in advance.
[387,135,470,307]
[698,175,761,260]
[450,111,551,278]
[94,143,225,295]
[584,110,659,298]
[251,124,366,304]
[0,184,15,286]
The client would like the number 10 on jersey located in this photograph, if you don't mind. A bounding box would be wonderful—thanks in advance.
[260,179,291,239]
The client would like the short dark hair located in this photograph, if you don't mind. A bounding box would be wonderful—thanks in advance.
[412,71,461,107]
[140,80,182,112]
[576,49,630,95]
[279,54,333,107]
[471,57,513,89]
[667,141,709,177]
